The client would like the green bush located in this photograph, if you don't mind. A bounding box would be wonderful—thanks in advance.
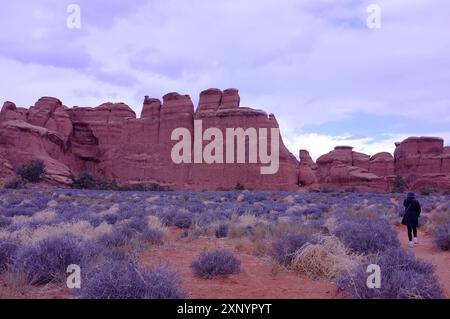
[391,176,406,193]
[118,183,172,192]
[70,172,98,189]
[234,182,245,191]
[15,160,45,183]
[320,186,336,193]
[420,186,437,196]
[71,172,171,192]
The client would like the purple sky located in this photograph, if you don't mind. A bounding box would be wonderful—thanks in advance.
[1,0,449,159]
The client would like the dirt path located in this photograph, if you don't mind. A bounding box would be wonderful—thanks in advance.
[139,228,337,299]
[396,225,450,298]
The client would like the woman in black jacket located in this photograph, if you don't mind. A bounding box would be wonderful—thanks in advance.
[402,192,422,248]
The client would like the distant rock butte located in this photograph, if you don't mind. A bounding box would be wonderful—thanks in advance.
[1,89,449,192]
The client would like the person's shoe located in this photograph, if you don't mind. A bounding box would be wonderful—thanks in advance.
[409,241,414,248]
[413,238,419,245]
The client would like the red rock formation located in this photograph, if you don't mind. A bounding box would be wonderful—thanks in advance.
[0,120,73,184]
[0,101,28,122]
[220,88,240,109]
[189,89,298,190]
[197,88,222,113]
[298,150,318,189]
[394,137,450,191]
[316,146,390,192]
[1,91,450,193]
[28,97,73,143]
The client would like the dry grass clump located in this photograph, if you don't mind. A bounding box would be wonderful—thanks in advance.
[147,215,167,233]
[323,216,338,233]
[285,204,306,215]
[0,221,112,244]
[228,214,266,238]
[291,236,362,280]
[424,209,450,234]
[97,203,120,217]
[283,195,295,204]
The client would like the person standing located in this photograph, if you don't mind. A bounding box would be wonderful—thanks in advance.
[402,192,422,248]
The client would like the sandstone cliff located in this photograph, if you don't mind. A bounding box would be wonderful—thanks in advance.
[1,90,449,193]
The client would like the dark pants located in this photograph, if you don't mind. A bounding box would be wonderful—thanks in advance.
[407,225,417,241]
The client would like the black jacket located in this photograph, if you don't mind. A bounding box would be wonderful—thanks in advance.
[401,198,421,227]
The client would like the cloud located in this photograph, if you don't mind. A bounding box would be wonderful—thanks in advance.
[0,0,449,160]
[283,131,450,161]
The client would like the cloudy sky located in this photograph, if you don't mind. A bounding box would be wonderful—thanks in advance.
[0,0,449,159]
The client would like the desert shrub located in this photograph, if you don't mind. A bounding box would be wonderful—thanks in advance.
[344,187,358,193]
[191,250,241,279]
[173,212,192,229]
[15,160,45,183]
[434,222,450,251]
[320,186,336,193]
[125,216,148,233]
[301,206,326,220]
[336,248,442,299]
[291,236,361,279]
[158,209,192,229]
[80,261,184,299]
[118,183,172,192]
[70,172,118,190]
[234,182,245,191]
[0,240,19,273]
[99,226,135,248]
[424,209,450,233]
[391,176,406,193]
[140,228,164,245]
[271,233,315,266]
[418,215,428,227]
[14,234,86,285]
[420,187,437,196]
[103,214,118,225]
[0,215,12,228]
[334,217,399,254]
[3,206,38,217]
[95,179,118,190]
[70,172,97,189]
[3,176,25,189]
[215,224,229,238]
[146,183,173,192]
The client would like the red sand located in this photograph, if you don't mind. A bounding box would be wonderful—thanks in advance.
[396,225,450,298]
[1,225,448,299]
[139,228,337,299]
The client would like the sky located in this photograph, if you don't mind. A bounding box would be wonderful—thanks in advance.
[0,0,449,160]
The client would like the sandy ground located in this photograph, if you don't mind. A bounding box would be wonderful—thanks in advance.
[396,225,450,298]
[139,228,337,299]
[1,226,448,299]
